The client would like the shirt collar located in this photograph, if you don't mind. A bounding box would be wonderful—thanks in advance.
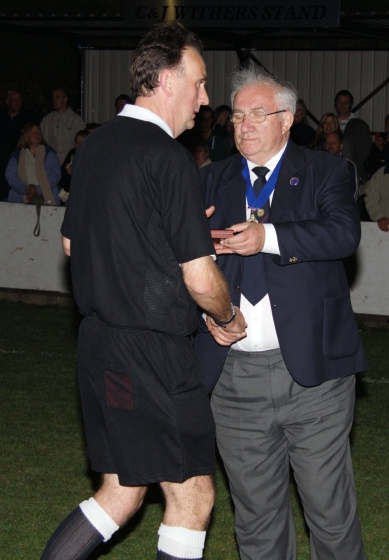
[246,142,288,180]
[118,104,173,138]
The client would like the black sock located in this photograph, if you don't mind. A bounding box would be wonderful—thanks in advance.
[41,506,104,560]
[156,551,202,560]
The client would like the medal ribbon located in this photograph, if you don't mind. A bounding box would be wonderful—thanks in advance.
[242,155,284,210]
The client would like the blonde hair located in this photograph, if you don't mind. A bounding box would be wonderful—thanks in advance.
[17,123,46,150]
[312,113,339,149]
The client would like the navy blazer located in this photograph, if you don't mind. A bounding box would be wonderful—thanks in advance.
[194,141,366,391]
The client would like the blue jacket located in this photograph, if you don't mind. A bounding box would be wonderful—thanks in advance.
[6,146,61,204]
[194,141,366,391]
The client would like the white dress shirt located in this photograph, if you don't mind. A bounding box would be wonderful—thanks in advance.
[234,144,287,352]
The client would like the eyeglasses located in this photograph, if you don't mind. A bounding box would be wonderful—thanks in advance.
[230,109,286,124]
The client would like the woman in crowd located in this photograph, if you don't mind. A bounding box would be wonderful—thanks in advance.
[312,112,340,150]
[6,123,61,204]
[58,129,88,204]
[364,113,389,179]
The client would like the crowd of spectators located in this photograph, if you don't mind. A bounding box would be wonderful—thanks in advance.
[0,86,388,227]
[0,88,107,205]
[286,89,388,226]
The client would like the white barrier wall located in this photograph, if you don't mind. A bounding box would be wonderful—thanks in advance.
[0,203,70,293]
[0,202,388,315]
[349,222,388,316]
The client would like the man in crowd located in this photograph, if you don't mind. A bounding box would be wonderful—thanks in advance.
[289,98,315,147]
[0,89,40,200]
[195,67,366,560]
[335,89,357,132]
[40,88,85,165]
[40,22,245,560]
[334,89,371,182]
[364,112,389,179]
[364,162,389,232]
[192,140,212,168]
[114,93,132,114]
[324,129,359,199]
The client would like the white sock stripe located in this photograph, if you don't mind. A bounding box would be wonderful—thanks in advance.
[79,498,119,543]
[158,523,206,549]
[158,535,204,559]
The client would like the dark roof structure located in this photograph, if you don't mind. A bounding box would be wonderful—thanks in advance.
[1,1,389,51]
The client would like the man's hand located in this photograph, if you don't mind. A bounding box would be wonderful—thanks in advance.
[206,306,247,346]
[214,109,230,127]
[377,217,389,232]
[219,221,266,256]
[374,135,385,151]
[205,205,215,219]
[25,184,37,204]
[62,235,71,256]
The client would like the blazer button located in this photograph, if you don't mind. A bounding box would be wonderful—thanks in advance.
[234,284,240,290]
[289,256,298,263]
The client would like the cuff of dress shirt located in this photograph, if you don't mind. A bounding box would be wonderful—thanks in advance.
[262,223,280,255]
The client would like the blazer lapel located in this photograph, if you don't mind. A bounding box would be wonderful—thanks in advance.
[271,141,305,221]
[219,178,246,225]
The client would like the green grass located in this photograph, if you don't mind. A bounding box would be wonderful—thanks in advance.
[1,301,388,559]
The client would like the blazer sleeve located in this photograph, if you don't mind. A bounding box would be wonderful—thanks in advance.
[274,155,361,265]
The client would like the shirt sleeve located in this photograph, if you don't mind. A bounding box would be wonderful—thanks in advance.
[160,146,215,264]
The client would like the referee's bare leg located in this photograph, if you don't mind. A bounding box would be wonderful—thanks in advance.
[158,475,215,559]
[41,472,214,560]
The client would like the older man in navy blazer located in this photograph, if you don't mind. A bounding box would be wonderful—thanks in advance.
[194,67,367,560]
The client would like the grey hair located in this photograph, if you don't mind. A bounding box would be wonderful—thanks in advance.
[230,66,298,114]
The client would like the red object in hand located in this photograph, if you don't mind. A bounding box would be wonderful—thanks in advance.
[211,229,234,241]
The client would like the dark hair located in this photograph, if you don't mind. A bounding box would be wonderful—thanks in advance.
[115,93,132,107]
[326,129,344,143]
[334,89,354,107]
[192,140,209,153]
[296,98,309,123]
[75,129,88,141]
[84,122,100,134]
[130,22,203,98]
[198,105,214,116]
[296,98,307,112]
[214,104,231,117]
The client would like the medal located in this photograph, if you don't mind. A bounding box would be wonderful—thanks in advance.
[242,155,284,223]
[248,208,265,222]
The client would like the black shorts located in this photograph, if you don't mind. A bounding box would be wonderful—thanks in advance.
[77,316,215,486]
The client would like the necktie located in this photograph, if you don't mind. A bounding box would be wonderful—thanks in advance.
[252,166,269,197]
[241,166,270,306]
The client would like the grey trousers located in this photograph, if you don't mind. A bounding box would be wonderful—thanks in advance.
[211,348,367,560]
